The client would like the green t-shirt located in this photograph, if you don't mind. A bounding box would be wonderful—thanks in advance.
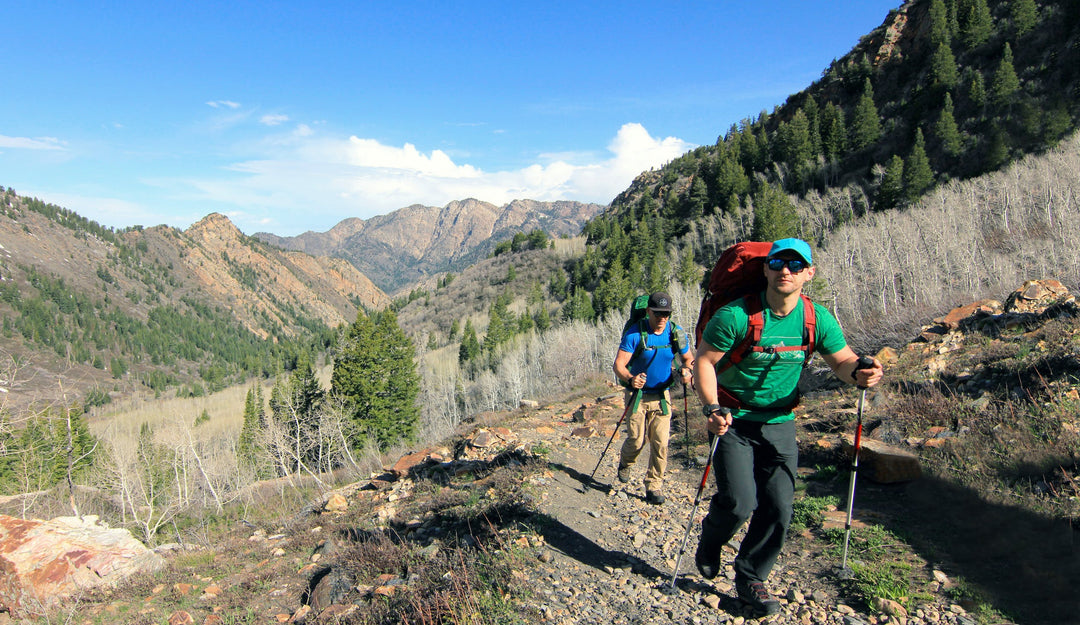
[702,294,847,423]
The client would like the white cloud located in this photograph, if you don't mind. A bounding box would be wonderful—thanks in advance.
[207,100,241,109]
[169,122,694,236]
[260,114,290,126]
[0,135,66,150]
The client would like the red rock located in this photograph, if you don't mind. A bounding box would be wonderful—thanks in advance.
[0,515,164,617]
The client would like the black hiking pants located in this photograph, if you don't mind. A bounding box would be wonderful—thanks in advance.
[698,418,798,584]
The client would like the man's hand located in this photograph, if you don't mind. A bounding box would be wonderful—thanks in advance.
[706,406,732,435]
[679,366,693,388]
[630,372,646,389]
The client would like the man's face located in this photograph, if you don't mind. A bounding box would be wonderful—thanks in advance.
[764,252,815,296]
[647,308,670,334]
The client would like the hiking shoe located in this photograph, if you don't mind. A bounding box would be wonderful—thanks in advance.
[694,540,720,579]
[735,578,780,616]
[616,464,631,483]
[645,491,665,505]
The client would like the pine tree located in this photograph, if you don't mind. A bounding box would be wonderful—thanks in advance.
[935,93,964,158]
[458,320,480,364]
[850,79,881,151]
[929,42,959,89]
[750,184,798,242]
[331,310,419,450]
[990,43,1020,107]
[876,155,906,210]
[563,287,595,322]
[821,103,847,160]
[929,0,951,47]
[960,0,994,49]
[676,245,699,287]
[968,69,987,108]
[270,359,325,472]
[237,385,266,469]
[1010,0,1038,37]
[904,129,934,202]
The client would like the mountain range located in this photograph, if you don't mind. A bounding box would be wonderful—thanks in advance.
[255,198,603,294]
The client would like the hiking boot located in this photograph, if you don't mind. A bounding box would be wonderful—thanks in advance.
[735,578,780,616]
[616,464,631,483]
[645,491,665,505]
[694,540,720,579]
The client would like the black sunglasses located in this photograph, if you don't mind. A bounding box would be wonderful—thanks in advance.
[766,258,808,273]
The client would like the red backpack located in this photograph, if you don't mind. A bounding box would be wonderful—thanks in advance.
[694,241,817,379]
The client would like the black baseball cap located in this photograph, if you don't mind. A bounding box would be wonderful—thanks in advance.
[647,291,672,312]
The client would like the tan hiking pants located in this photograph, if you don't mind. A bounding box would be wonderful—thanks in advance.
[618,389,671,492]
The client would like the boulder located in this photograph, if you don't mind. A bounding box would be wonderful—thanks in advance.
[841,435,923,483]
[0,514,164,616]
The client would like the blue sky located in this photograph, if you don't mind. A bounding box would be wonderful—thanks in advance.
[1,1,902,237]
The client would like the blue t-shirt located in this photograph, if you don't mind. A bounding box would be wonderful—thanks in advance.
[619,321,690,392]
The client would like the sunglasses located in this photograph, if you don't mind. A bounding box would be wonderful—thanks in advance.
[766,258,809,273]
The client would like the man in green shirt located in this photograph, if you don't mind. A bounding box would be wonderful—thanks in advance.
[693,238,883,616]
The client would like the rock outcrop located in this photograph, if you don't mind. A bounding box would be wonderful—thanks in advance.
[0,515,164,617]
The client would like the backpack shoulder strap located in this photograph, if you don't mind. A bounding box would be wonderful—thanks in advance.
[715,294,761,376]
[800,294,817,366]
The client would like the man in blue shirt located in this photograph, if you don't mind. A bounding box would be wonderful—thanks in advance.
[612,291,693,505]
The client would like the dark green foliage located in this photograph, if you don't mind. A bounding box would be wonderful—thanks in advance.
[237,385,267,472]
[0,407,98,495]
[850,79,882,151]
[820,102,847,160]
[332,310,420,450]
[751,184,799,242]
[562,287,595,322]
[929,42,960,89]
[483,291,515,352]
[929,0,951,47]
[593,262,632,318]
[935,93,964,158]
[270,359,325,471]
[904,129,935,202]
[458,320,480,365]
[877,155,906,211]
[990,43,1020,107]
[1009,0,1038,37]
[959,0,994,49]
[493,229,552,257]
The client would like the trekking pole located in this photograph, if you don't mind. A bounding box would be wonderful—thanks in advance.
[581,389,639,492]
[669,423,723,591]
[840,356,875,576]
[683,380,690,451]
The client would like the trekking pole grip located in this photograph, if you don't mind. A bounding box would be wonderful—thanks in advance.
[851,355,874,389]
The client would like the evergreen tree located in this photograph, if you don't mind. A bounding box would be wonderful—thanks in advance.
[935,93,964,158]
[750,184,798,242]
[960,0,994,49]
[458,320,480,365]
[270,359,325,472]
[1010,0,1038,37]
[820,103,847,160]
[563,287,595,322]
[448,318,460,340]
[968,69,987,108]
[594,262,632,317]
[548,269,569,302]
[646,252,671,294]
[904,129,934,202]
[876,155,906,210]
[534,305,551,332]
[990,43,1020,107]
[682,175,708,221]
[332,310,420,450]
[676,245,699,287]
[237,385,266,469]
[929,0,951,47]
[929,42,959,89]
[850,79,881,151]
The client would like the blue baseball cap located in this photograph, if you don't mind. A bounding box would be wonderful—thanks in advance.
[767,238,813,265]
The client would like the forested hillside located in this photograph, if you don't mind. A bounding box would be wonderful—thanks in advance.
[571,0,1080,343]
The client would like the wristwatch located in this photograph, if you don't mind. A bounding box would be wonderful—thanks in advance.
[702,403,722,416]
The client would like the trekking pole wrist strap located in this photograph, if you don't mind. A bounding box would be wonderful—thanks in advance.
[702,403,722,416]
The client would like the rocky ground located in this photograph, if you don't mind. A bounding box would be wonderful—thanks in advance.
[509,392,985,625]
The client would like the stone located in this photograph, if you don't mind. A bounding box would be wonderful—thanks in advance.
[841,435,923,483]
[324,493,348,513]
[0,515,165,617]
